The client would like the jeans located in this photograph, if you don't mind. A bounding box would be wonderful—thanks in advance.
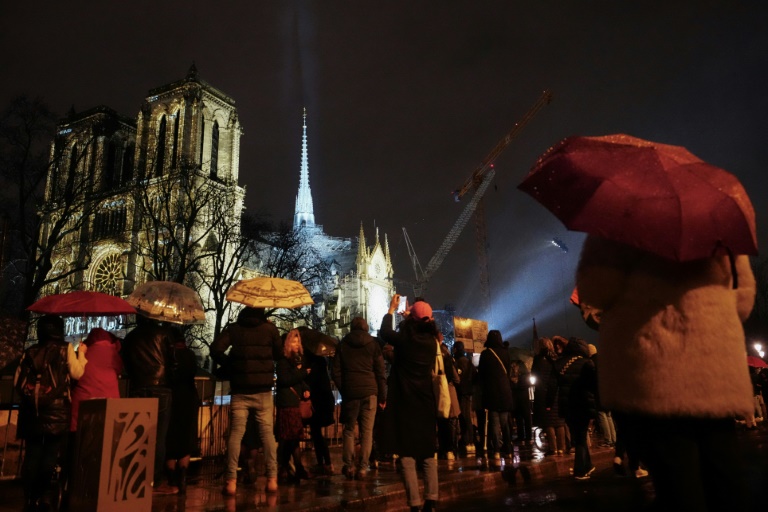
[458,395,473,446]
[22,432,66,503]
[566,417,592,476]
[401,456,438,507]
[487,410,511,455]
[227,392,278,479]
[597,411,616,444]
[630,415,750,510]
[131,386,172,484]
[342,395,377,472]
[514,400,533,442]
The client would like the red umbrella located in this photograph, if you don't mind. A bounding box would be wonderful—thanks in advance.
[519,134,758,262]
[747,355,768,368]
[27,291,136,316]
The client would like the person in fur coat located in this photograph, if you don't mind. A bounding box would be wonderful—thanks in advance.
[576,234,756,510]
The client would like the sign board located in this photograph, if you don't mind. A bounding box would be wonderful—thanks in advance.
[453,316,488,354]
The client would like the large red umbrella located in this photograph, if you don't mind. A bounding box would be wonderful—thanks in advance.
[747,355,768,368]
[27,290,136,316]
[518,134,758,262]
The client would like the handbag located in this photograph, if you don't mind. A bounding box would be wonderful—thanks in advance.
[291,387,314,421]
[433,339,451,419]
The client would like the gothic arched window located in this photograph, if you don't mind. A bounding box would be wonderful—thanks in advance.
[155,115,167,177]
[210,120,219,178]
[104,140,117,190]
[171,111,180,169]
[122,143,135,183]
[199,121,205,166]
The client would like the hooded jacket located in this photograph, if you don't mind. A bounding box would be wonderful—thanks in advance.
[477,330,514,412]
[332,327,386,402]
[576,235,756,419]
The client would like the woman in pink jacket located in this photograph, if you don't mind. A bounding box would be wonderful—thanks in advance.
[70,327,124,432]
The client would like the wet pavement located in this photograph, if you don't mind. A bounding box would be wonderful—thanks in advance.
[1,426,765,511]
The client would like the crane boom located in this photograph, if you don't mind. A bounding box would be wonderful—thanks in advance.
[405,90,553,297]
[453,89,553,201]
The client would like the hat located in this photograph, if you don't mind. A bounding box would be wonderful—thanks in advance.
[410,301,433,321]
[84,327,118,346]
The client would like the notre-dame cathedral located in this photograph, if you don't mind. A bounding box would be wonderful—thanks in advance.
[41,65,394,346]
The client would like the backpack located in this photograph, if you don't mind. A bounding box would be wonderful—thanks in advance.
[14,343,70,414]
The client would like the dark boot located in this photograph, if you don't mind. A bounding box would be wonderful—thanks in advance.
[176,466,188,495]
[423,499,437,512]
[165,467,177,488]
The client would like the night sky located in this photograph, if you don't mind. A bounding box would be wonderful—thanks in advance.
[2,1,766,346]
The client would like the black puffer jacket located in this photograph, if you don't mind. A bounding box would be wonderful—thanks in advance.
[210,309,282,395]
[123,318,175,388]
[548,338,597,421]
[332,327,387,402]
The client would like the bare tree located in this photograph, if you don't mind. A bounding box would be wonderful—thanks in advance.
[254,223,334,329]
[130,161,233,286]
[0,97,98,315]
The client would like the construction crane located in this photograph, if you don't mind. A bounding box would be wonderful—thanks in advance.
[403,90,553,312]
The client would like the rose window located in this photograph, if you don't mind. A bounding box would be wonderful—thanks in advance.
[94,253,123,295]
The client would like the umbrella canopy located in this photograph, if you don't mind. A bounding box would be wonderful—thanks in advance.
[297,326,338,357]
[226,277,314,309]
[127,281,206,325]
[519,134,758,262]
[747,355,768,368]
[27,290,136,316]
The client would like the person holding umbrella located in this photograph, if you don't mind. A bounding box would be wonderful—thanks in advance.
[211,306,282,496]
[521,134,759,509]
[122,314,178,495]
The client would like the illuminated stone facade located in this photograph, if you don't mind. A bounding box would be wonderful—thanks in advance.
[40,66,396,341]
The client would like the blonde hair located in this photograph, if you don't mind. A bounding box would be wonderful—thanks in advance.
[283,329,304,359]
[537,337,556,358]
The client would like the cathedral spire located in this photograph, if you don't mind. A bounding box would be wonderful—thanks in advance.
[294,108,316,230]
[357,222,368,262]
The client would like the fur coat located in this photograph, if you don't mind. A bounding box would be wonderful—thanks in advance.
[576,235,756,419]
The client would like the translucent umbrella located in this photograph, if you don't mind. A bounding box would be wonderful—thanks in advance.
[127,281,206,325]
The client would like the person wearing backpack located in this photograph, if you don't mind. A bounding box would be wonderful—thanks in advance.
[15,315,87,512]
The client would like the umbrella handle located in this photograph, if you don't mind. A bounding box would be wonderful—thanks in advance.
[714,243,738,289]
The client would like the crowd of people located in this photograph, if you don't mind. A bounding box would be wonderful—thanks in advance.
[11,277,766,512]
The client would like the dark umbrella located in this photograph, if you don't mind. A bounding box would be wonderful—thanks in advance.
[519,134,758,262]
[297,326,338,357]
[27,290,137,316]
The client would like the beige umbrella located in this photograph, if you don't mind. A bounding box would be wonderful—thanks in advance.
[127,281,206,325]
[226,277,314,309]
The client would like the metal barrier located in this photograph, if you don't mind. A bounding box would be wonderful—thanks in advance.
[0,374,346,479]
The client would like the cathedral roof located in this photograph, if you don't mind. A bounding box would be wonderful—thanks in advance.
[147,65,236,106]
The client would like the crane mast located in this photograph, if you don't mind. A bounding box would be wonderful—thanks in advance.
[403,90,553,301]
